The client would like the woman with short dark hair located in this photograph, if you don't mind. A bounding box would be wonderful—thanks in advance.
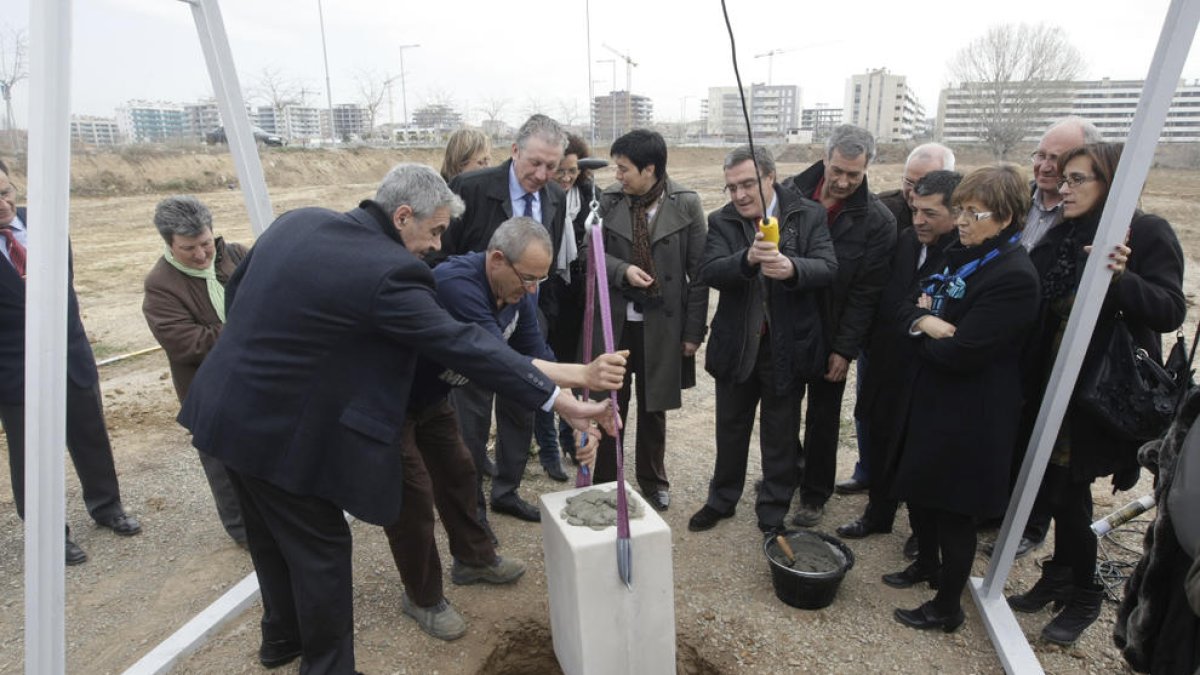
[885,164,1041,633]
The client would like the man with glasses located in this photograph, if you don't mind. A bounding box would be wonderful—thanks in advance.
[440,114,571,522]
[689,145,836,536]
[1021,117,1101,252]
[0,164,142,566]
[782,124,896,528]
[384,216,624,640]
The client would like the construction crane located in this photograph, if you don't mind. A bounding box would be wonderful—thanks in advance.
[753,47,799,86]
[602,44,638,138]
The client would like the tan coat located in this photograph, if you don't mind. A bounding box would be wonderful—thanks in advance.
[583,178,708,412]
[141,237,247,401]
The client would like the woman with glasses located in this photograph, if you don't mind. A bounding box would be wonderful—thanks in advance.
[1007,142,1185,646]
[885,164,1040,633]
[533,134,596,472]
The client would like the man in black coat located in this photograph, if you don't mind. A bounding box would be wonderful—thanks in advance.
[0,167,140,567]
[838,170,962,543]
[782,124,896,527]
[688,146,837,536]
[439,114,571,521]
[178,164,609,674]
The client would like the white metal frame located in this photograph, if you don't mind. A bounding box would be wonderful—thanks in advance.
[971,1,1200,672]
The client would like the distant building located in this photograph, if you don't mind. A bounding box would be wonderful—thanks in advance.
[937,77,1200,143]
[183,100,222,142]
[843,69,925,142]
[116,101,185,143]
[800,105,843,143]
[331,103,370,139]
[257,105,329,141]
[706,84,801,141]
[71,115,121,146]
[411,103,463,133]
[592,90,653,141]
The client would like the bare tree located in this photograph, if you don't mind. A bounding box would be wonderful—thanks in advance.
[354,69,397,136]
[947,23,1083,159]
[477,96,509,140]
[556,98,583,129]
[251,66,304,114]
[0,28,27,133]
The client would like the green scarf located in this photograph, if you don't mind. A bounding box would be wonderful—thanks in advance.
[163,247,225,323]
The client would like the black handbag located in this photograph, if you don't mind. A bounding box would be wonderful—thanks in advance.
[1076,316,1195,443]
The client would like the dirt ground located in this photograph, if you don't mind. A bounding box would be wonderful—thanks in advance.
[1,146,1197,674]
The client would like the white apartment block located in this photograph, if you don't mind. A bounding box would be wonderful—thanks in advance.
[256,105,329,141]
[71,115,121,146]
[937,78,1200,143]
[706,84,800,140]
[183,101,222,142]
[116,100,185,143]
[843,69,925,142]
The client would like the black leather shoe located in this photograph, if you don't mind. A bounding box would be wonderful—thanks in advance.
[893,602,965,633]
[835,478,868,495]
[259,638,302,668]
[903,534,919,561]
[836,518,891,539]
[491,497,541,522]
[543,461,569,482]
[65,536,87,566]
[982,536,1044,559]
[97,512,142,536]
[688,505,734,532]
[882,563,940,589]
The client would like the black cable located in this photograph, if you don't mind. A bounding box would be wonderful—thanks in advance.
[719,0,769,219]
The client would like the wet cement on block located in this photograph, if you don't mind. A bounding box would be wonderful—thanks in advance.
[559,488,646,530]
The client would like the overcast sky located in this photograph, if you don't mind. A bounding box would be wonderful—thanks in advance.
[4,0,1199,129]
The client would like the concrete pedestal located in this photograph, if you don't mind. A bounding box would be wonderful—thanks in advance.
[539,482,675,675]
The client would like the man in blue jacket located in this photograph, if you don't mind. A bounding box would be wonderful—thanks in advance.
[178,164,611,674]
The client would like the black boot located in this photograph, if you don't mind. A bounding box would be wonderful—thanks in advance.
[1041,583,1103,646]
[1007,561,1072,613]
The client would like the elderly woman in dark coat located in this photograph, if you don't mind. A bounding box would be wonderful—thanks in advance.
[142,196,249,546]
[1007,143,1186,647]
[885,165,1041,633]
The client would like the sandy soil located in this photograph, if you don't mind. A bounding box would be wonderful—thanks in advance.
[0,148,1195,674]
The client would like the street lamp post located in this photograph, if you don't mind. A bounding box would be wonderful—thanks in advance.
[398,43,420,132]
[316,0,335,143]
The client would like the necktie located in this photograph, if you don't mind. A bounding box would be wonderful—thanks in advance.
[0,228,25,278]
[522,193,534,219]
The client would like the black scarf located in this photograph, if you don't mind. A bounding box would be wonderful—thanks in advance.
[628,174,667,297]
[1041,210,1102,302]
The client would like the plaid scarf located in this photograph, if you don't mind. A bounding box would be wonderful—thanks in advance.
[628,174,667,297]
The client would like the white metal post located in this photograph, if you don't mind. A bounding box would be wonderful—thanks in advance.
[970,0,1200,672]
[25,0,72,673]
[180,0,274,236]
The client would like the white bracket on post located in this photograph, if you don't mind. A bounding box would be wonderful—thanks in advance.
[971,0,1200,672]
[178,0,274,236]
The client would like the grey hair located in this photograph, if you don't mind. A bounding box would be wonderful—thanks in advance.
[825,124,876,164]
[723,145,776,176]
[487,216,552,261]
[515,114,568,152]
[1045,116,1102,145]
[905,143,956,172]
[375,163,465,221]
[154,195,213,245]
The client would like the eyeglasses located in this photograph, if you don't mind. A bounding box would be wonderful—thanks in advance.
[956,208,993,222]
[723,177,766,195]
[1029,151,1059,165]
[1058,173,1099,189]
[504,257,548,289]
[555,166,580,179]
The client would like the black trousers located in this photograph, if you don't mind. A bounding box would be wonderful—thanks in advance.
[1,382,123,522]
[910,504,976,614]
[1039,463,1097,586]
[594,321,668,495]
[452,380,535,506]
[797,376,847,508]
[706,336,800,530]
[226,468,356,675]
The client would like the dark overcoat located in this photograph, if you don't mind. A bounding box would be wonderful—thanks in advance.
[891,228,1040,517]
[177,202,556,526]
[701,184,837,393]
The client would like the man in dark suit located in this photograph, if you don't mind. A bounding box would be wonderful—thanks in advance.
[177,163,609,674]
[440,114,570,522]
[0,167,141,567]
[837,170,962,548]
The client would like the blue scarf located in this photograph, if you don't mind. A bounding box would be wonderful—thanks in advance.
[921,232,1020,317]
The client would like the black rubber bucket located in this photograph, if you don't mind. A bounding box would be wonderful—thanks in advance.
[763,530,855,610]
